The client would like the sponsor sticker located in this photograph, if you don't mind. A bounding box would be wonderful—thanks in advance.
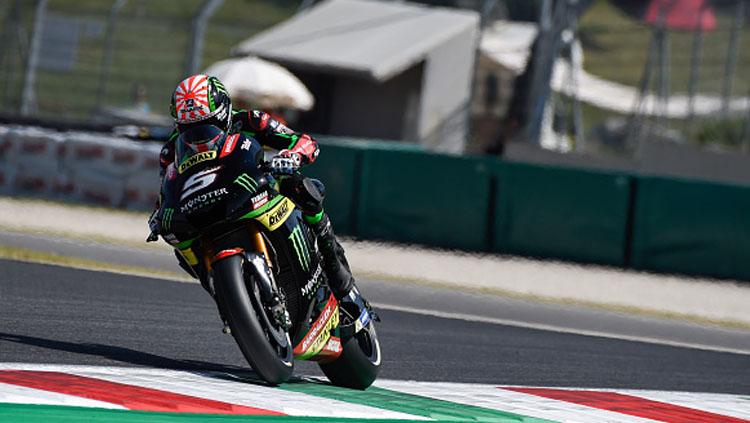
[255,197,294,231]
[220,134,239,158]
[300,264,323,297]
[178,151,216,174]
[241,139,252,151]
[251,191,269,209]
[325,337,341,353]
[295,298,339,358]
[180,187,228,213]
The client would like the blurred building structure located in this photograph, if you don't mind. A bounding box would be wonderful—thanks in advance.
[473,19,750,151]
[233,0,480,153]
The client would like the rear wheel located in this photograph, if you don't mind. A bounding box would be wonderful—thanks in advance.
[213,254,294,385]
[319,320,381,390]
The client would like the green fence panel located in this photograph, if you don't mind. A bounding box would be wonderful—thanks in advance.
[631,176,750,280]
[303,143,361,236]
[356,150,492,250]
[493,162,632,266]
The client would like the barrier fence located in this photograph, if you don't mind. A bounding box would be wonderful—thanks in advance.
[0,125,160,210]
[1,124,748,282]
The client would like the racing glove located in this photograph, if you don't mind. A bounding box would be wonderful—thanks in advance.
[270,151,302,175]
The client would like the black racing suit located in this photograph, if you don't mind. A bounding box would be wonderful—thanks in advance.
[159,109,354,299]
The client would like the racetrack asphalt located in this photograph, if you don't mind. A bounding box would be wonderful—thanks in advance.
[3,228,750,356]
[2,259,749,395]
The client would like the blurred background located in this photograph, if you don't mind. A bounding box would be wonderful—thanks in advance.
[1,0,748,157]
[1,0,749,282]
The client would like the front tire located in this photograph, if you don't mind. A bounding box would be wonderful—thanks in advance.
[213,254,294,385]
[319,321,381,389]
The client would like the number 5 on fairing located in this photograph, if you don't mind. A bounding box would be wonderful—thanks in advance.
[181,167,219,201]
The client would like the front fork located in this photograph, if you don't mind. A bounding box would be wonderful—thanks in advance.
[202,223,291,331]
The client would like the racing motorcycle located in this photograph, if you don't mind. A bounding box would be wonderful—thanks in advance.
[148,125,380,389]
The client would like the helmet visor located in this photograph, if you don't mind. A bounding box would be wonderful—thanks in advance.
[176,124,227,161]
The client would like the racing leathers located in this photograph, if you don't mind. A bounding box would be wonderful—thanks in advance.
[157,109,357,302]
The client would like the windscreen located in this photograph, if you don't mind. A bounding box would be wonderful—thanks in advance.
[175,125,227,165]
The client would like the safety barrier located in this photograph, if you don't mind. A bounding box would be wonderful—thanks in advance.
[2,124,748,281]
[304,143,362,236]
[493,163,633,267]
[631,176,750,281]
[355,149,492,251]
[0,125,160,210]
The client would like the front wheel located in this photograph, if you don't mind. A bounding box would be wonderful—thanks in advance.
[319,321,381,389]
[213,254,294,385]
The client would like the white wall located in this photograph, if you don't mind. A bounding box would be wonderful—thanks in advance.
[417,23,479,153]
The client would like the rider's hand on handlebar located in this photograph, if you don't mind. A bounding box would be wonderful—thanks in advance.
[270,150,302,176]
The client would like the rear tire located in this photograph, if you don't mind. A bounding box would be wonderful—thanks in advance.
[213,255,294,385]
[319,321,381,389]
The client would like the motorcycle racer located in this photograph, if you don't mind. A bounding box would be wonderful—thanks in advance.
[150,74,371,324]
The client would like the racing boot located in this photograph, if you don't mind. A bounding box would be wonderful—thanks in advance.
[310,213,377,330]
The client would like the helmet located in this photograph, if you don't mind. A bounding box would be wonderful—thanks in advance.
[170,74,231,133]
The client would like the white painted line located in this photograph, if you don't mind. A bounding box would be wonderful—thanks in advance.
[374,303,750,356]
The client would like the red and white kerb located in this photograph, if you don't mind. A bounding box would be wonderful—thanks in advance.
[174,75,212,124]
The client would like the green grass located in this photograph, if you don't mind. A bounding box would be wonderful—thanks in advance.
[579,0,750,96]
[573,0,750,148]
[2,0,747,148]
[0,0,298,120]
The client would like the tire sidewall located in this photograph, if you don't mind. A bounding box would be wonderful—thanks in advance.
[214,254,294,384]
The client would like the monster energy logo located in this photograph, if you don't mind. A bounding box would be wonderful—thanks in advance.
[214,79,228,94]
[288,225,310,271]
[162,208,174,232]
[234,173,258,192]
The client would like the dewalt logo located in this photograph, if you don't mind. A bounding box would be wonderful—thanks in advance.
[178,151,216,174]
[268,199,290,227]
[256,197,294,231]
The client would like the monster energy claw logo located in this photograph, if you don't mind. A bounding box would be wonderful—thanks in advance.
[288,225,311,271]
[234,173,258,192]
[214,79,228,94]
[162,208,174,232]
